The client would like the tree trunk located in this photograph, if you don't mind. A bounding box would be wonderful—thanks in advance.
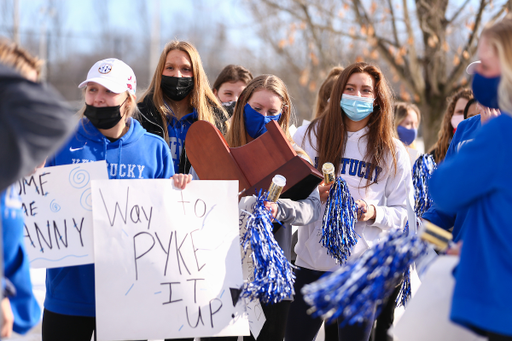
[419,94,447,151]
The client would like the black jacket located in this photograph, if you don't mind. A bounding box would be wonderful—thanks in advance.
[0,64,76,191]
[137,94,228,174]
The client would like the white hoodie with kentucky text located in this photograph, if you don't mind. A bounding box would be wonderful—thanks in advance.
[293,125,413,272]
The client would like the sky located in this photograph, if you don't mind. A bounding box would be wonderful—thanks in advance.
[0,0,259,55]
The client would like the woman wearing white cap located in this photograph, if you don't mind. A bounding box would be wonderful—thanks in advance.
[41,58,191,341]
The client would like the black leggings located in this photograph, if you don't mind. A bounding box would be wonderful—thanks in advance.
[201,300,291,341]
[42,309,96,341]
[285,266,376,341]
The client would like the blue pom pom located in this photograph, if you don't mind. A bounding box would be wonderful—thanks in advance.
[240,191,295,304]
[302,229,428,325]
[320,177,358,264]
[412,154,437,216]
[395,266,411,308]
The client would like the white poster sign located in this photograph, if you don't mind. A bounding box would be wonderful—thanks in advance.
[17,161,108,268]
[391,255,486,341]
[91,179,249,340]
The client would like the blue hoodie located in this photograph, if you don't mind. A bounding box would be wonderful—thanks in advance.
[1,186,41,334]
[167,109,198,174]
[430,114,512,336]
[44,117,174,317]
[422,114,481,241]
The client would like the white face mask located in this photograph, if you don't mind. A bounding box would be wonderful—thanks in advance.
[451,114,464,129]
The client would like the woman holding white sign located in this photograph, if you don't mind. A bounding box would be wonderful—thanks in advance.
[42,58,191,341]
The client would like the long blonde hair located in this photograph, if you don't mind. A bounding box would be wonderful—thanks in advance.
[482,15,512,114]
[305,62,397,187]
[139,40,227,142]
[226,74,309,160]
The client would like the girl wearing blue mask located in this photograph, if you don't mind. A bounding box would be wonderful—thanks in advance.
[430,16,512,341]
[42,58,191,341]
[285,62,413,341]
[208,74,321,341]
[394,102,422,166]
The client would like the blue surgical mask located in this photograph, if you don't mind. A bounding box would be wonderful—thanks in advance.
[243,103,282,139]
[472,72,500,109]
[397,125,417,146]
[340,94,375,121]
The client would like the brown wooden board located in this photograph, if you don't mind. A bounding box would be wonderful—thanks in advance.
[186,120,322,200]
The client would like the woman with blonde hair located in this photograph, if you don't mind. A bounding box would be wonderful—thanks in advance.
[429,88,473,164]
[394,101,422,165]
[430,15,512,340]
[205,74,321,341]
[286,62,412,341]
[138,40,228,174]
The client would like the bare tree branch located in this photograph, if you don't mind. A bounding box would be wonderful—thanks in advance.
[445,0,487,95]
[386,0,401,46]
[447,0,471,24]
[402,0,425,97]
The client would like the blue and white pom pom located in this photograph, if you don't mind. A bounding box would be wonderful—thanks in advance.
[412,154,437,216]
[320,177,358,264]
[240,191,295,304]
[302,229,428,325]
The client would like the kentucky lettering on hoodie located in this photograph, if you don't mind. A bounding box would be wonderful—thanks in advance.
[44,117,174,317]
[293,125,412,272]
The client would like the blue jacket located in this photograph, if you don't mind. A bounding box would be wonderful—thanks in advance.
[1,186,41,334]
[422,115,481,241]
[44,117,174,317]
[167,109,198,174]
[430,114,512,336]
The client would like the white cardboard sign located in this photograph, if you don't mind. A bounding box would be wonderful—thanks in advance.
[17,161,108,268]
[391,255,486,341]
[91,179,249,340]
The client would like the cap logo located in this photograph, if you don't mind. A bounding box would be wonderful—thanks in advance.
[98,63,112,74]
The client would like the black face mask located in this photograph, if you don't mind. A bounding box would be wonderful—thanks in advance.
[84,98,127,130]
[160,75,194,102]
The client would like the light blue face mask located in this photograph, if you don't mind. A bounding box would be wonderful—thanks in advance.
[340,94,375,122]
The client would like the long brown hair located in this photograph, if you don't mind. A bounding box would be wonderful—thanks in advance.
[305,62,396,186]
[429,88,473,163]
[139,40,227,143]
[313,66,344,119]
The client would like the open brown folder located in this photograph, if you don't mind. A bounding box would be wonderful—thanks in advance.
[185,120,322,201]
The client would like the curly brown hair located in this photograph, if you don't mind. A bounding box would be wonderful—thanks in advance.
[429,88,473,163]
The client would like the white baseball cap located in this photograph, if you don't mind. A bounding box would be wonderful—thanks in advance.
[78,58,136,95]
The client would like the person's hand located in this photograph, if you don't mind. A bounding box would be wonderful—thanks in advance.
[355,199,376,221]
[319,181,332,203]
[1,297,13,338]
[172,174,193,189]
[479,104,501,124]
[446,241,463,255]
[264,201,278,219]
